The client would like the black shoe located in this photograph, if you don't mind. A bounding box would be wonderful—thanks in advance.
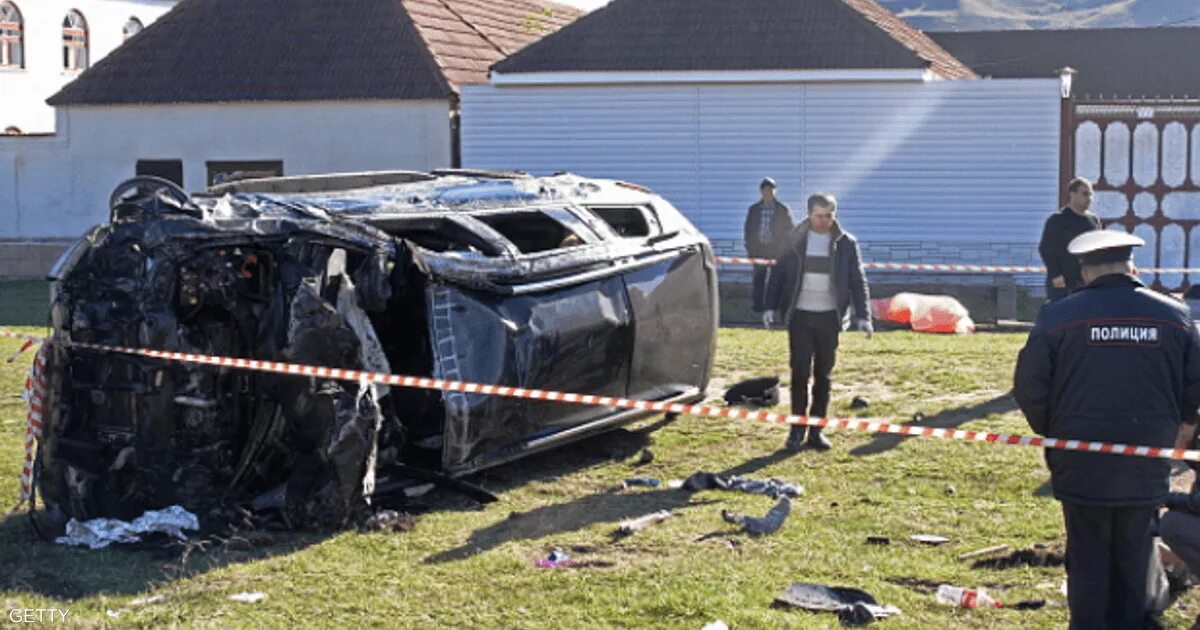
[784,426,807,451]
[806,428,832,451]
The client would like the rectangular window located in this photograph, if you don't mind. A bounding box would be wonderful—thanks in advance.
[588,206,658,238]
[206,160,284,187]
[476,212,581,253]
[136,159,184,188]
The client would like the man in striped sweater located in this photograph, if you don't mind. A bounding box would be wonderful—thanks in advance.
[763,193,872,451]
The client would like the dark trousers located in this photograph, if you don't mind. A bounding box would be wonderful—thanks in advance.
[1160,510,1200,580]
[787,310,840,418]
[751,265,770,312]
[1062,502,1167,630]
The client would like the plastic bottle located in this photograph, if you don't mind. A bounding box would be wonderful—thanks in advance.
[936,584,1001,609]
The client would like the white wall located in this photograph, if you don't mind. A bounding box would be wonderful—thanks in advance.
[462,79,1061,245]
[0,99,453,238]
[0,0,177,133]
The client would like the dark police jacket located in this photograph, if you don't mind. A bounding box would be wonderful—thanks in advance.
[762,219,870,329]
[743,200,795,259]
[1014,274,1200,506]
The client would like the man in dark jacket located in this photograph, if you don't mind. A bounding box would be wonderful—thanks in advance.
[763,193,871,451]
[744,177,795,313]
[1014,230,1200,629]
[1038,177,1102,300]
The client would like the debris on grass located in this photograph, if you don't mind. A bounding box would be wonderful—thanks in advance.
[935,584,1000,608]
[866,535,891,545]
[723,377,781,408]
[909,534,950,546]
[632,449,655,467]
[229,592,267,603]
[1011,600,1047,610]
[722,497,791,536]
[683,471,803,498]
[55,505,200,549]
[957,544,1011,561]
[535,548,575,568]
[359,510,418,533]
[614,510,673,539]
[129,594,166,606]
[622,477,662,489]
[772,582,902,626]
[971,544,1064,569]
[701,621,729,630]
[850,396,870,410]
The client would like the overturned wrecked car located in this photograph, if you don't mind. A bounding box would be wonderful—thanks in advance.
[36,171,717,529]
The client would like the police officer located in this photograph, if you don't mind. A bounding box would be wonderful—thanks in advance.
[1014,230,1200,629]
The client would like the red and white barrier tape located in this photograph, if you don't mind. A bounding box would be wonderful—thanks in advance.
[714,256,1200,275]
[2,327,1198,464]
[14,344,47,511]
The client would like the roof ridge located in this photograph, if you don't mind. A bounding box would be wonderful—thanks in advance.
[837,0,975,79]
[394,0,457,95]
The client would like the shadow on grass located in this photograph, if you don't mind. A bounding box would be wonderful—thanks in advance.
[0,415,685,599]
[424,443,795,564]
[0,508,328,600]
[848,393,1018,457]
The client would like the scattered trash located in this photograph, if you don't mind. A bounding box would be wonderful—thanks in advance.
[935,584,1000,609]
[229,592,267,604]
[667,479,685,489]
[633,448,655,467]
[866,535,891,545]
[773,582,902,625]
[683,471,803,499]
[535,548,575,568]
[850,396,870,410]
[616,510,673,537]
[359,510,417,533]
[722,497,791,536]
[106,610,120,619]
[971,544,1064,569]
[701,621,729,630]
[55,505,200,549]
[909,534,950,546]
[957,544,1011,561]
[724,377,781,408]
[129,594,166,606]
[1060,580,1068,597]
[1011,600,1046,610]
[623,477,662,489]
[944,484,957,495]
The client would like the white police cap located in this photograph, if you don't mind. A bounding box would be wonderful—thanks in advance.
[1067,230,1144,264]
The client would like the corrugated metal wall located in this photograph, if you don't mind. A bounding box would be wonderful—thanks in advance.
[461,79,1060,245]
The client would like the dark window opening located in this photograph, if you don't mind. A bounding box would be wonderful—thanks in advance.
[207,160,283,187]
[589,206,654,238]
[136,159,184,188]
[376,217,504,256]
[476,212,579,253]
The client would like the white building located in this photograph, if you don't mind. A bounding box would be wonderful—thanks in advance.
[0,0,581,276]
[463,0,1063,289]
[0,0,177,134]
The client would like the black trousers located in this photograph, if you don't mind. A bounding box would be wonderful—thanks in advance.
[1160,510,1200,581]
[751,265,770,313]
[787,310,840,417]
[1061,502,1167,630]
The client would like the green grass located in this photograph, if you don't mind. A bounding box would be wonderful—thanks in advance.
[1,327,1197,628]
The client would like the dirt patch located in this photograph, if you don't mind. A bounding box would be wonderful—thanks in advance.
[972,544,1064,570]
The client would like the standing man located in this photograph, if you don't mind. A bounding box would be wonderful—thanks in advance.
[1039,177,1102,300]
[1014,230,1200,629]
[763,193,871,452]
[744,177,794,313]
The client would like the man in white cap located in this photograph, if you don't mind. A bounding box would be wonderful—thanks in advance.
[1014,230,1200,628]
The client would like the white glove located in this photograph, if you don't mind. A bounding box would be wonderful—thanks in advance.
[762,311,776,329]
[856,318,874,339]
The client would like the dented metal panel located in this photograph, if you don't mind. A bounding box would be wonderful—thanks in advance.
[36,172,716,531]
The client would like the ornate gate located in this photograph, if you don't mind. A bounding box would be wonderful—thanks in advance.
[1065,99,1200,290]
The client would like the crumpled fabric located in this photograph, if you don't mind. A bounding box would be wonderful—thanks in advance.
[773,582,902,626]
[684,471,803,499]
[722,497,791,535]
[55,505,200,549]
